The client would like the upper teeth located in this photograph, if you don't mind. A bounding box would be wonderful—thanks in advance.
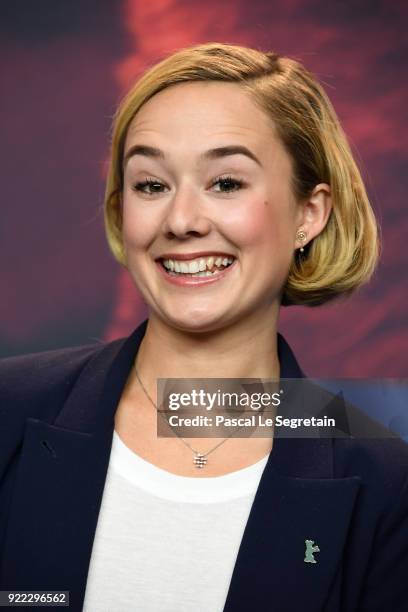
[162,256,235,273]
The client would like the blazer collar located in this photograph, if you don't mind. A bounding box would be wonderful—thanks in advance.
[55,316,329,480]
[1,319,361,612]
[57,317,304,428]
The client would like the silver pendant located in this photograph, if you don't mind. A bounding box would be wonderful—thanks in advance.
[193,453,207,468]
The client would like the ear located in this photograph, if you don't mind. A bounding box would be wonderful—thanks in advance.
[295,183,332,250]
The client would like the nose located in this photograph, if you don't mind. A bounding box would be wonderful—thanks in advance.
[160,182,212,240]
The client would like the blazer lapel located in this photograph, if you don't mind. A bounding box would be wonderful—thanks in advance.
[222,438,361,612]
[1,319,361,612]
[0,320,149,610]
[1,420,113,610]
[223,337,362,612]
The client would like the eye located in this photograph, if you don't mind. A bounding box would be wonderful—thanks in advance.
[132,178,167,195]
[131,174,245,196]
[211,175,245,193]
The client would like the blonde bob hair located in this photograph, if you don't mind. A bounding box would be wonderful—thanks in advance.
[104,42,379,306]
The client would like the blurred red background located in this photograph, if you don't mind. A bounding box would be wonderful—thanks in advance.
[1,0,407,376]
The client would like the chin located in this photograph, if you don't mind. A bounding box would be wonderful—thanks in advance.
[160,309,232,335]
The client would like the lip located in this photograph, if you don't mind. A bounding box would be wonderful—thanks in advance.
[156,251,235,261]
[155,258,237,287]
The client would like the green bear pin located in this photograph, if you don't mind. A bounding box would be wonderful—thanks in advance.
[304,539,320,563]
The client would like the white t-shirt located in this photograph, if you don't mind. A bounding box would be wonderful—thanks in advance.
[82,430,269,612]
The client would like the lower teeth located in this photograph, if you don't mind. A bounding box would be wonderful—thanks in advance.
[167,267,228,277]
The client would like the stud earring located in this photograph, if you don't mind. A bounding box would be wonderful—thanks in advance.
[296,230,307,252]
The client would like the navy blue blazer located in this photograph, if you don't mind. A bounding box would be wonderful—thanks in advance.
[0,319,407,611]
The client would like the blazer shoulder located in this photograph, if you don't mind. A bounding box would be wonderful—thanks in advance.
[0,341,109,425]
[334,433,408,516]
[312,380,408,497]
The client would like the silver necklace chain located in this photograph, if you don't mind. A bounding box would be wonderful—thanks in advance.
[134,367,248,469]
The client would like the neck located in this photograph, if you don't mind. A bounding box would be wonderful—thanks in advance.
[133,309,281,389]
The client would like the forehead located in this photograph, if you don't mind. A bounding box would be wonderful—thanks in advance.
[124,81,278,151]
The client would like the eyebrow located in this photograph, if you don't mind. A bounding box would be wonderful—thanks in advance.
[123,144,262,168]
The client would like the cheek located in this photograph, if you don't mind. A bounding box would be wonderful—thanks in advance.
[121,199,157,250]
[228,197,292,250]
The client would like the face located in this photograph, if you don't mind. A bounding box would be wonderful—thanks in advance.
[121,81,306,333]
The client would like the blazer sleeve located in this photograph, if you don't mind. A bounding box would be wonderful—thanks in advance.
[357,473,408,611]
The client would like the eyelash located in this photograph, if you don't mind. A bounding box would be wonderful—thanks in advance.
[132,174,245,195]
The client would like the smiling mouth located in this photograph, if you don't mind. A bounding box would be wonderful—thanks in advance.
[159,255,236,277]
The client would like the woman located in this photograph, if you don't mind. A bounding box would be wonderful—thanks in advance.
[0,42,407,612]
